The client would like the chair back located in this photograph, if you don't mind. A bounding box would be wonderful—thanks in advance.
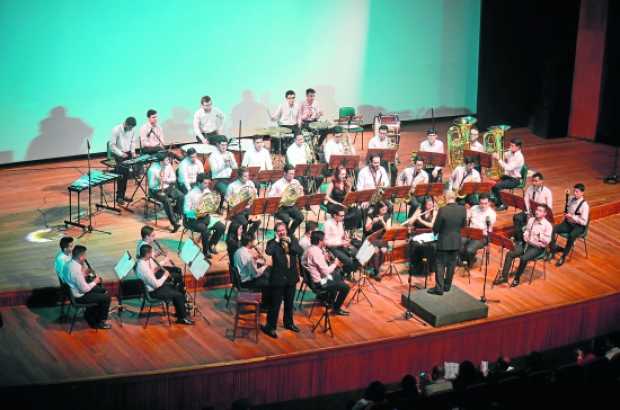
[339,106,356,118]
[106,141,113,160]
[230,264,243,291]
[518,164,528,188]
[141,280,160,304]
[302,266,328,299]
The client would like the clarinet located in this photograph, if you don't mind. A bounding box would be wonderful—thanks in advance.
[84,259,97,283]
[564,189,570,214]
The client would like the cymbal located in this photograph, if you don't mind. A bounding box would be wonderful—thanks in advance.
[309,121,333,130]
[254,127,294,137]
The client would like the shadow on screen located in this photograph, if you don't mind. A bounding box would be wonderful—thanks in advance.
[229,90,270,136]
[313,85,339,120]
[26,106,93,161]
[0,151,13,164]
[162,106,192,144]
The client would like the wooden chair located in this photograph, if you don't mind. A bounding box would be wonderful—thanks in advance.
[232,291,261,343]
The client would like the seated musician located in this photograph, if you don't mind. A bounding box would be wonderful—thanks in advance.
[363,201,390,281]
[177,147,205,194]
[183,172,226,257]
[324,132,356,164]
[299,221,319,253]
[233,233,270,290]
[286,133,314,193]
[267,164,305,235]
[325,165,362,230]
[469,128,485,152]
[419,128,444,182]
[136,244,193,325]
[357,154,390,192]
[513,172,552,242]
[109,116,137,204]
[449,156,481,205]
[397,157,429,216]
[368,125,398,186]
[226,222,244,263]
[459,194,496,268]
[148,152,183,232]
[404,196,438,277]
[495,204,552,287]
[137,225,185,293]
[193,96,225,144]
[242,136,273,171]
[140,109,166,154]
[300,88,326,145]
[55,236,74,284]
[61,245,111,329]
[324,207,362,277]
[208,138,238,197]
[491,138,525,211]
[302,231,350,316]
[548,183,589,267]
[270,89,301,135]
[225,167,261,235]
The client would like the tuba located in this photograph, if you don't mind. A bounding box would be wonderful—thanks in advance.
[227,185,256,209]
[483,124,510,179]
[446,116,477,167]
[279,181,304,207]
[196,191,221,218]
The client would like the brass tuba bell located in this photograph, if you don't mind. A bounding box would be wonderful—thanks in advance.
[446,116,477,167]
[483,124,510,179]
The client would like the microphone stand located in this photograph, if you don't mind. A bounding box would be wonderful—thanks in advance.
[80,139,111,237]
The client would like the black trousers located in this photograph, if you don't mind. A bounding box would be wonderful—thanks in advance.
[186,217,225,252]
[150,187,183,225]
[318,272,350,310]
[266,283,296,330]
[550,220,586,257]
[459,238,486,267]
[275,205,304,235]
[76,288,111,325]
[113,155,131,200]
[150,283,187,319]
[328,239,362,274]
[492,176,520,206]
[435,249,458,291]
[157,265,185,293]
[513,212,528,243]
[230,209,261,235]
[425,167,443,183]
[408,241,437,276]
[501,243,545,280]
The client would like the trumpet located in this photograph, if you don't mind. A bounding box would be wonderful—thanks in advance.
[154,239,177,267]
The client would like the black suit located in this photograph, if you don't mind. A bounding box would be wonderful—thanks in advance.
[265,237,303,330]
[433,202,467,291]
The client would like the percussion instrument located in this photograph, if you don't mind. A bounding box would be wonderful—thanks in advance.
[255,126,292,137]
[181,143,217,155]
[309,120,334,131]
[373,114,400,137]
[69,171,120,192]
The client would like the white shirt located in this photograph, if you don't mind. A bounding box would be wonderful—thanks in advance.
[136,258,166,292]
[272,102,301,126]
[525,185,553,214]
[566,196,589,226]
[397,167,429,187]
[420,139,445,154]
[324,139,355,163]
[193,107,225,138]
[242,146,272,171]
[140,123,165,149]
[55,251,71,283]
[300,99,322,122]
[209,149,237,179]
[324,218,346,247]
[356,165,390,191]
[267,177,301,197]
[109,123,136,157]
[449,166,481,191]
[233,247,263,283]
[184,186,206,219]
[286,142,309,167]
[148,162,177,191]
[177,157,204,191]
[63,259,97,298]
[368,135,390,149]
[299,235,312,252]
[470,140,485,152]
[468,205,497,233]
[499,150,525,179]
[225,179,256,202]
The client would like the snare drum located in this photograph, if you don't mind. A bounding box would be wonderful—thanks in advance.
[373,114,400,137]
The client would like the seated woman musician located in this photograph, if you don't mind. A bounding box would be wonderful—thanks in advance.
[363,201,390,281]
[324,165,362,230]
[404,196,438,277]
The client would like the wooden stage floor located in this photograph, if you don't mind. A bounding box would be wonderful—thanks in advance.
[1,124,620,408]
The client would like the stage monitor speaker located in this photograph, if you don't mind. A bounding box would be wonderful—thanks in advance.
[401,287,488,327]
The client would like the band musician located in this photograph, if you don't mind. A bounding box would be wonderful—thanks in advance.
[491,138,525,211]
[225,167,261,235]
[148,152,183,232]
[397,157,429,216]
[324,165,362,230]
[140,109,166,154]
[267,164,305,235]
[459,194,496,268]
[548,183,589,267]
[193,96,225,144]
[109,116,137,204]
[419,128,444,182]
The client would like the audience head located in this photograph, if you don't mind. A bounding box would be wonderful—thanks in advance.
[362,380,386,403]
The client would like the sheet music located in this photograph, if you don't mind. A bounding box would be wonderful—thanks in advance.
[179,240,201,264]
[356,239,376,266]
[114,251,135,280]
[444,362,459,380]
[411,232,437,243]
[190,254,210,280]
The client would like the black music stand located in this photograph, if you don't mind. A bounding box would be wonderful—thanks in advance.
[528,200,555,224]
[295,193,325,224]
[406,226,434,290]
[295,163,326,193]
[346,232,383,309]
[256,170,282,195]
[499,191,526,213]
[384,185,410,224]
[463,149,493,170]
[382,227,408,283]
[328,155,359,171]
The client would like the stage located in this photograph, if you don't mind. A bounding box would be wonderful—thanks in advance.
[1,124,620,409]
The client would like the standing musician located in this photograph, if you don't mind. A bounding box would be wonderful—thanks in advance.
[459,194,496,268]
[262,222,303,338]
[368,125,398,186]
[183,173,226,257]
[209,138,238,197]
[302,230,350,316]
[61,245,112,329]
[324,132,356,163]
[513,172,552,242]
[325,165,362,230]
[548,183,589,267]
[469,128,485,152]
[140,109,166,154]
[397,157,429,216]
[177,147,205,194]
[242,136,273,171]
[109,116,137,204]
[136,244,194,325]
[233,232,270,293]
[494,204,552,287]
[270,90,302,135]
[491,138,525,211]
[193,96,225,144]
[428,191,467,295]
[55,236,75,284]
[225,167,261,235]
[419,128,444,182]
[404,196,438,277]
[148,152,183,232]
[300,88,326,145]
[449,156,481,205]
[267,164,305,235]
[137,225,185,293]
[324,207,362,277]
[363,201,390,281]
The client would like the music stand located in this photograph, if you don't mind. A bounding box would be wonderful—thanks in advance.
[417,151,447,168]
[179,239,211,323]
[488,232,514,299]
[463,150,493,170]
[295,193,325,223]
[412,183,444,198]
[382,227,408,283]
[263,197,282,242]
[295,163,326,193]
[529,200,555,224]
[256,170,282,195]
[384,186,410,224]
[328,155,360,171]
[249,197,268,243]
[460,227,484,284]
[367,148,397,162]
[228,198,250,220]
[347,231,383,308]
[499,191,526,212]
[343,189,375,207]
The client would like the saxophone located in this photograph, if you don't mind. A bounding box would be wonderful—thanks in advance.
[279,181,304,207]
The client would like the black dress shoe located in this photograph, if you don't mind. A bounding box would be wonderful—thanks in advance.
[510,278,520,287]
[284,324,300,333]
[261,325,278,338]
[443,286,451,292]
[333,308,350,316]
[95,321,112,330]
[171,223,181,233]
[494,277,508,285]
[427,287,444,296]
[116,197,126,205]
[556,256,566,267]
[496,204,508,212]
[176,318,195,325]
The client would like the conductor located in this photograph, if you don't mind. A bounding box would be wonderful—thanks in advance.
[429,191,467,295]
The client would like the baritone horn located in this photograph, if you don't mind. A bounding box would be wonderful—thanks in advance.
[446,116,477,167]
[279,181,304,207]
[483,124,510,179]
